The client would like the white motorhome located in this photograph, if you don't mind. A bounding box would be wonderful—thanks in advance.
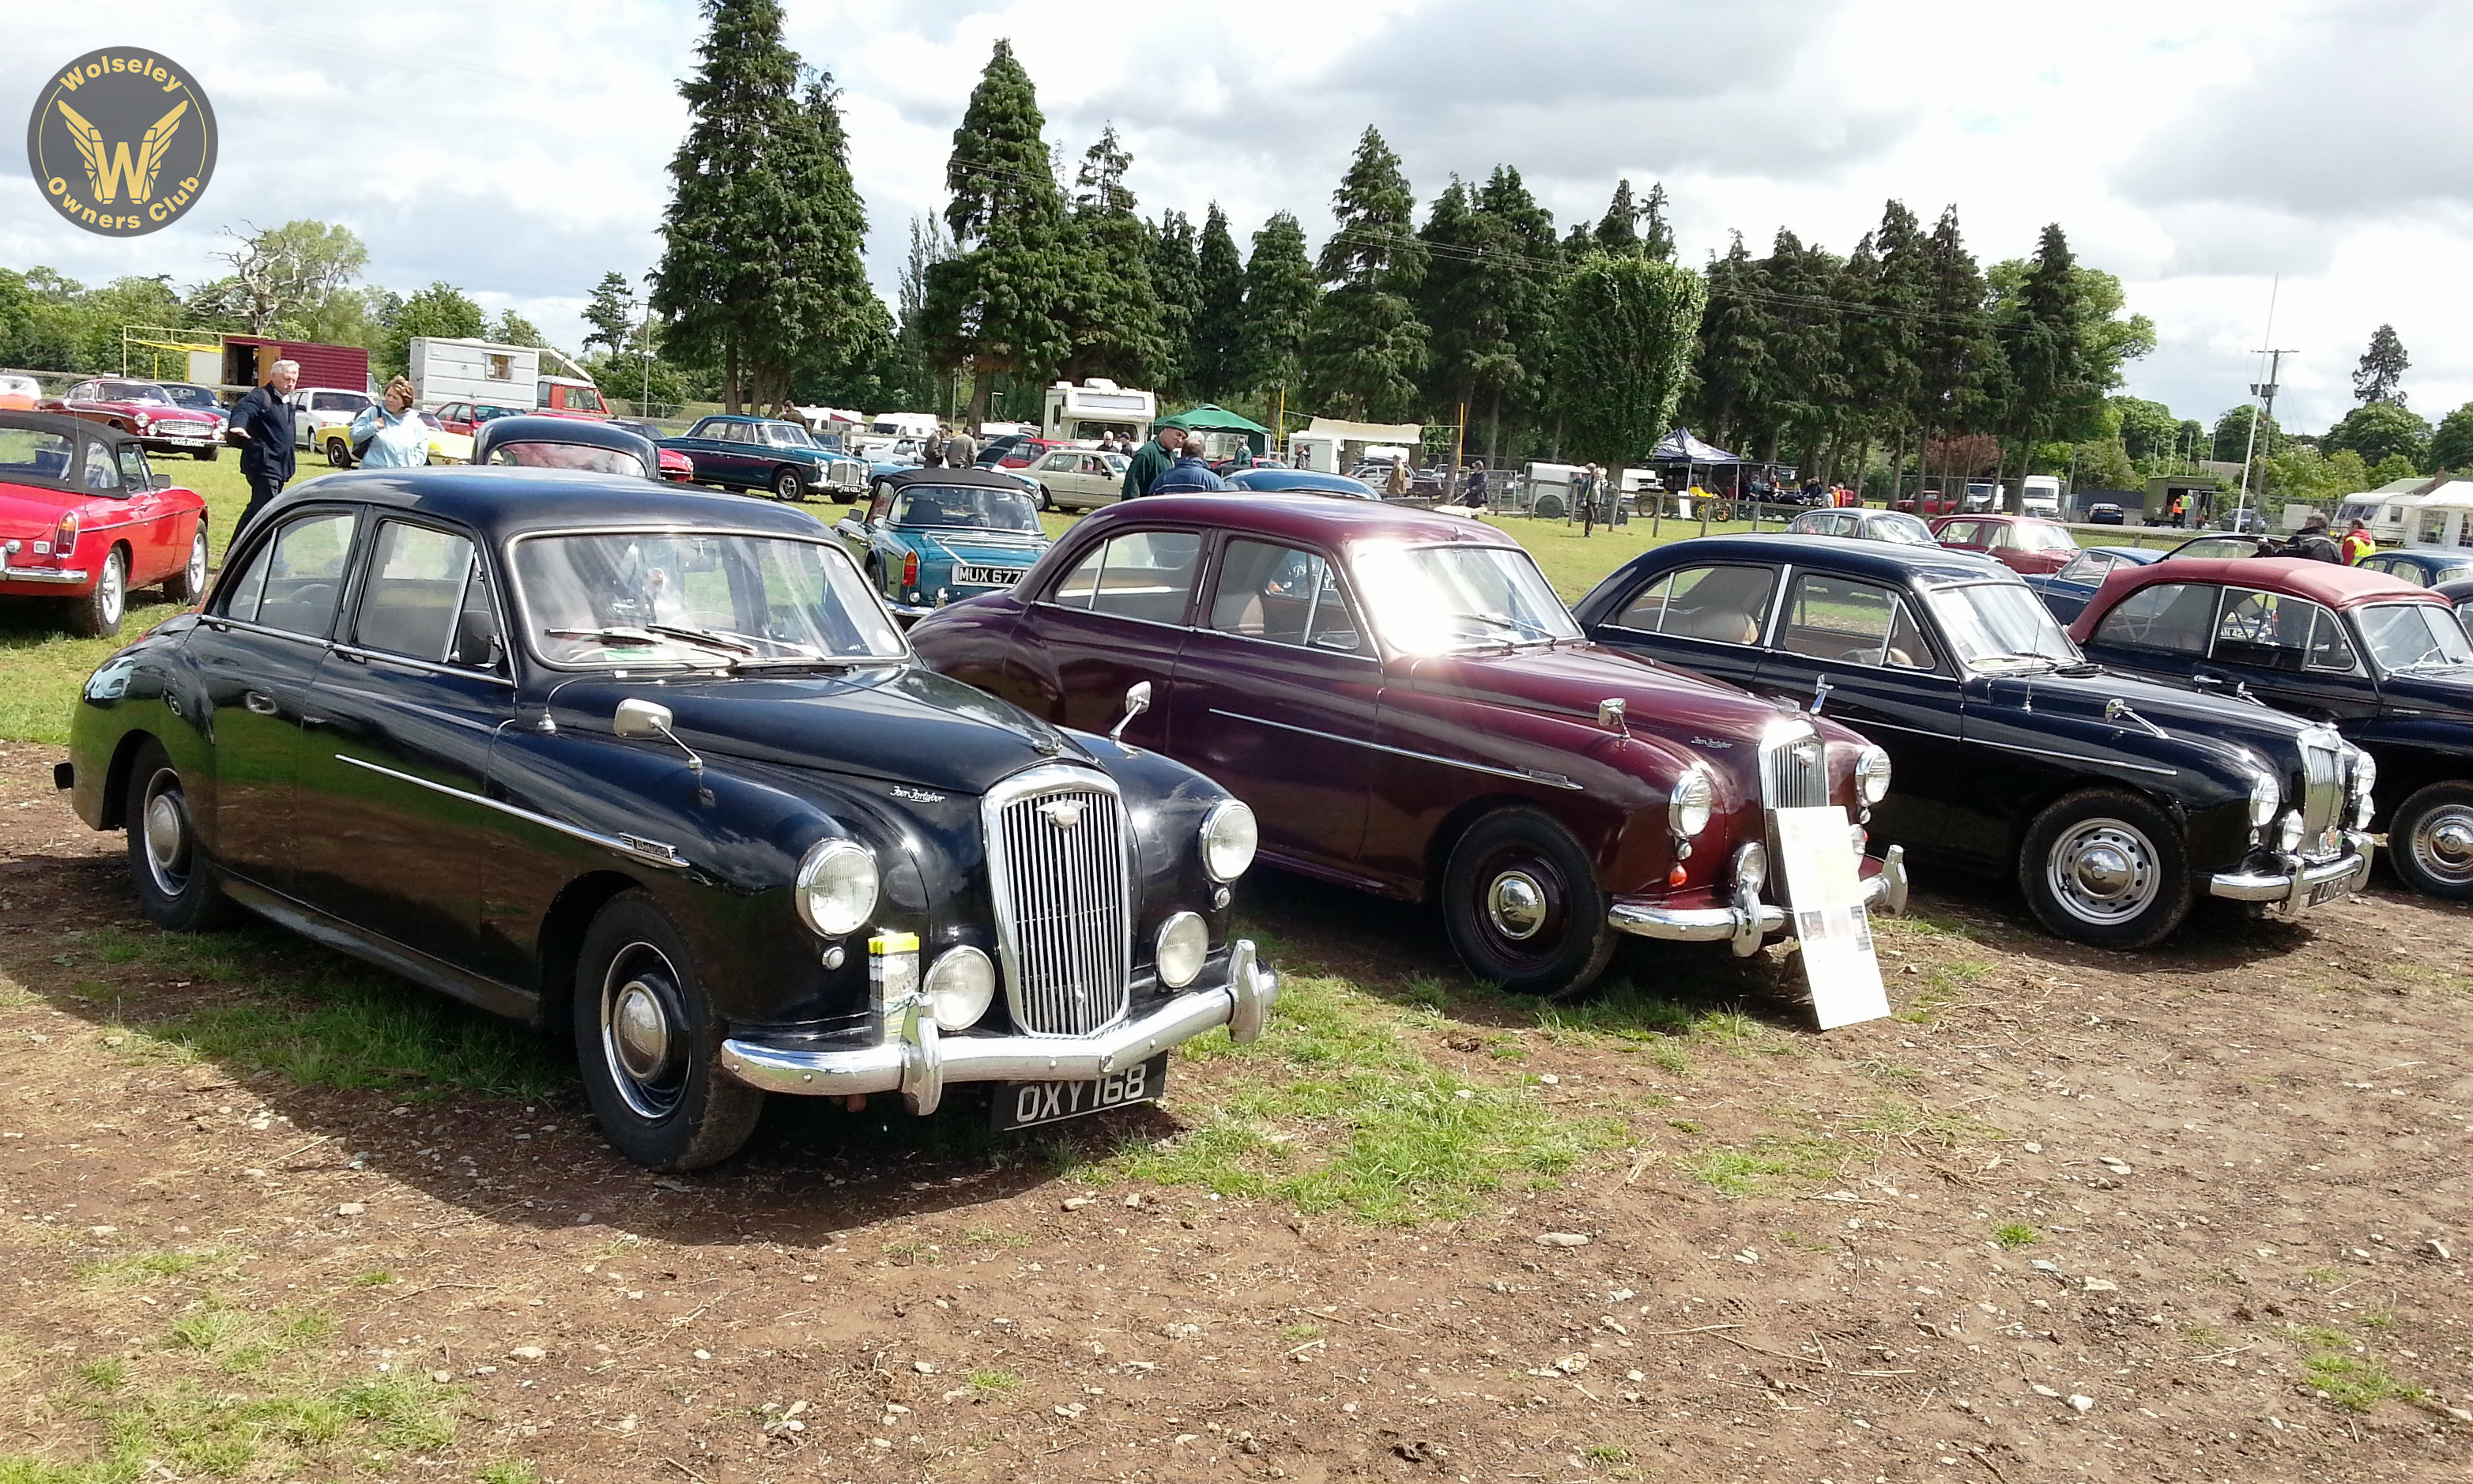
[409,337,539,410]
[1042,379,1155,445]
[2021,474,2064,515]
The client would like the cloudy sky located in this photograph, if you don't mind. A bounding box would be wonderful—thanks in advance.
[5,0,2465,433]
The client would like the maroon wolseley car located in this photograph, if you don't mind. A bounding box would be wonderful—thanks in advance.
[909,495,1906,996]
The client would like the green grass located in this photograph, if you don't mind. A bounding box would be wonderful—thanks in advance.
[77,1249,230,1286]
[966,1370,1019,1397]
[1687,1133,1844,1196]
[2285,1324,2424,1412]
[1585,1442,1631,1463]
[1992,1222,2038,1249]
[477,1463,544,1484]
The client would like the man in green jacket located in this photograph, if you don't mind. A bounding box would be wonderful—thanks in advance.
[1121,425,1186,499]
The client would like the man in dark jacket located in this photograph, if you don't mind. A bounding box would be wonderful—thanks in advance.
[1120,425,1186,499]
[226,360,300,537]
[2279,511,2342,563]
[1148,447,1228,495]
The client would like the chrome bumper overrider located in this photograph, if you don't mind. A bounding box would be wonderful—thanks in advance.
[2207,834,2373,910]
[718,939,1279,1114]
[1608,846,1907,957]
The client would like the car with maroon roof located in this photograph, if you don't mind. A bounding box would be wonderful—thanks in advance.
[1930,514,2078,575]
[40,378,224,461]
[0,412,210,636]
[907,495,1907,998]
[2071,557,2473,898]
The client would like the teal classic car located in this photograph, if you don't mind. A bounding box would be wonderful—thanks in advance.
[658,414,869,502]
[835,468,1050,619]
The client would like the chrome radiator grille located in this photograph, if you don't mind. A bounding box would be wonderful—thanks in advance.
[2296,727,2347,845]
[983,768,1133,1037]
[1759,721,1831,811]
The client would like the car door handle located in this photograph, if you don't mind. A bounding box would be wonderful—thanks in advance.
[243,691,279,716]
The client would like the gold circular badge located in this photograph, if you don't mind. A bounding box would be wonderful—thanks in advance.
[25,47,217,237]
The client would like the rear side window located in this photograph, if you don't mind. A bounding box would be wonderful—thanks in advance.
[1612,564,1776,646]
[1777,574,1938,671]
[1050,531,1202,624]
[355,522,479,663]
[224,510,360,637]
[2093,582,2217,654]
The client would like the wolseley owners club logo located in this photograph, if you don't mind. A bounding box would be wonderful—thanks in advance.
[25,47,217,237]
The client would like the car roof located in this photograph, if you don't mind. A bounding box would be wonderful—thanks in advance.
[1226,469,1378,496]
[249,466,827,542]
[1629,533,2017,586]
[2084,544,2162,563]
[1086,492,1516,546]
[2373,548,2473,567]
[1936,512,2058,525]
[2090,556,2441,612]
[471,415,657,463]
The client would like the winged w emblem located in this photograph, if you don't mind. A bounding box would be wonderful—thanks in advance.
[55,98,187,202]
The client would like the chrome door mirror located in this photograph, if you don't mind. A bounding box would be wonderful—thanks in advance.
[1110,680,1152,744]
[615,696,703,774]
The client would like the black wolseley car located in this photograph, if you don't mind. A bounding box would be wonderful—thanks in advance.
[60,469,1276,1169]
[1570,537,2374,948]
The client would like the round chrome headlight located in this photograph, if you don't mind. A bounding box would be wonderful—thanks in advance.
[1732,840,1768,895]
[1155,911,1208,989]
[2247,768,2280,829]
[2277,808,2305,853]
[1670,768,1716,838]
[1853,744,1893,804]
[923,945,996,1030]
[794,838,878,938]
[2350,748,2377,800]
[1200,799,1258,883]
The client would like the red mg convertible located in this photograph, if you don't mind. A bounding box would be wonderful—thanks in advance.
[0,412,210,635]
[910,495,1904,997]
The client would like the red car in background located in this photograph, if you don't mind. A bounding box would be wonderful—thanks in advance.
[41,377,224,461]
[1931,514,2079,575]
[0,412,209,636]
[611,418,694,480]
[429,401,530,439]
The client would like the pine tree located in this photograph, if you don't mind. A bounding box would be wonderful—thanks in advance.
[1303,127,1427,421]
[1593,180,1641,257]
[1912,206,2000,485]
[1553,254,1707,467]
[1191,204,1246,401]
[1472,166,1560,460]
[1148,210,1199,397]
[779,73,892,409]
[2354,323,2409,405]
[1761,229,1846,472]
[582,271,638,356]
[1842,201,1931,499]
[1235,211,1316,401]
[925,40,1074,428]
[1640,183,1675,262]
[1685,232,1774,454]
[1997,224,2094,510]
[1061,125,1165,386]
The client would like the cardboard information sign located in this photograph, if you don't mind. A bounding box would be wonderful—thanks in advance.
[1773,805,1889,1030]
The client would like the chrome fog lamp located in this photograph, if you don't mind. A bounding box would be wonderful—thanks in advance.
[1853,744,1893,804]
[1200,799,1258,883]
[1155,911,1209,989]
[922,945,996,1030]
[2277,808,2306,853]
[794,838,879,937]
[1670,768,1716,838]
[1732,840,1768,895]
[2247,769,2280,830]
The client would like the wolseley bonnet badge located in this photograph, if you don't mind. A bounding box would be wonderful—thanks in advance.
[26,47,217,236]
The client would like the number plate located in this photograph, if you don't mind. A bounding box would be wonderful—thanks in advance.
[993,1054,1168,1131]
[2305,875,2350,908]
[952,563,1023,587]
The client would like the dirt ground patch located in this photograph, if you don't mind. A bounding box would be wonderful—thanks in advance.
[0,737,2467,1482]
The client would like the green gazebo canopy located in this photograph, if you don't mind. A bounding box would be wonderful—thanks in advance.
[1158,404,1272,454]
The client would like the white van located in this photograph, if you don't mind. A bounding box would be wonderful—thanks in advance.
[2021,474,2063,515]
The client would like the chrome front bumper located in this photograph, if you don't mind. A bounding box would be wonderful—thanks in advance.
[1608,846,1907,957]
[718,939,1278,1115]
[2208,834,2373,911]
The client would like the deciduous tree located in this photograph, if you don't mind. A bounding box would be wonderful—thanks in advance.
[2325,399,2431,470]
[1551,254,1706,468]
[2427,402,2473,473]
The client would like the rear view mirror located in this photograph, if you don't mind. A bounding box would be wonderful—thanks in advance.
[1110,680,1152,744]
[613,697,674,739]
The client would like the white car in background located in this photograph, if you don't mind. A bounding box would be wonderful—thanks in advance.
[1024,446,1129,511]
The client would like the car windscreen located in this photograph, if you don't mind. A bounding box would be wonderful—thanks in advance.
[765,423,815,446]
[1924,581,2083,672]
[515,532,904,669]
[1350,543,1581,653]
[487,442,648,477]
[2354,602,2473,674]
[889,484,1040,533]
[1872,514,1936,544]
[100,382,171,403]
[161,386,218,409]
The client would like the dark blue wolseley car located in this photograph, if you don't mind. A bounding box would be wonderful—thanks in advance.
[1570,536,2374,948]
[58,469,1275,1169]
[658,414,869,503]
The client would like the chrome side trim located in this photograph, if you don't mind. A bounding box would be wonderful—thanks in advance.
[328,642,515,687]
[1206,708,1586,789]
[1973,736,2177,778]
[329,753,688,869]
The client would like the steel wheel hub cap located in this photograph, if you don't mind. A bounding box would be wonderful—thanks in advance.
[1487,871,1548,940]
[2071,845,2135,899]
[611,980,672,1081]
[2427,818,2473,864]
[2413,808,2473,881]
[141,782,187,893]
[2047,819,2160,925]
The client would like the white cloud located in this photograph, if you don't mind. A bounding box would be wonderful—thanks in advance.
[4,0,2466,428]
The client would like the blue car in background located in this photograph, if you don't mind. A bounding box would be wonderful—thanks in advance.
[658,414,870,503]
[2358,547,2473,588]
[1222,467,1379,500]
[834,467,1050,619]
[2021,544,2163,624]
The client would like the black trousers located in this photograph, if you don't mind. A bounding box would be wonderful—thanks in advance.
[236,469,288,542]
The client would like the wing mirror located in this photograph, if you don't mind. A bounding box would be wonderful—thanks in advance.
[1110,680,1152,745]
[615,697,703,774]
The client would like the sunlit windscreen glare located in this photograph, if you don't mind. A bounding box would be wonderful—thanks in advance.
[1351,544,1581,653]
[1875,514,1936,545]
[515,533,902,665]
[1926,582,2082,670]
[2357,603,2473,672]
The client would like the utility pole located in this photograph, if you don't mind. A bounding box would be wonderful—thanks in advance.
[2242,348,2295,518]
[2233,274,2281,526]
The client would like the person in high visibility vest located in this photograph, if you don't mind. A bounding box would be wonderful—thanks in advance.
[2341,519,2376,564]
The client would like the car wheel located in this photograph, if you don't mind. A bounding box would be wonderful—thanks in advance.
[125,740,235,932]
[2387,781,2473,898]
[773,467,803,502]
[1441,808,1617,998]
[69,545,126,638]
[1038,485,1055,512]
[163,523,209,605]
[2019,789,2193,948]
[574,891,765,1170]
[326,437,352,469]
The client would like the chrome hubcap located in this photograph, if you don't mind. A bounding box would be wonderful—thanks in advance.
[611,980,671,1080]
[2412,807,2473,883]
[2046,819,2160,925]
[140,772,188,896]
[600,947,688,1120]
[1487,871,1548,940]
[100,556,123,623]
